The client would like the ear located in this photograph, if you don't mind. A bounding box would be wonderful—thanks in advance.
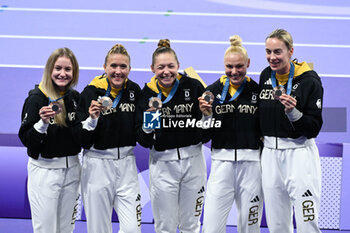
[289,47,294,58]
[247,58,250,68]
[150,64,155,73]
[103,64,107,73]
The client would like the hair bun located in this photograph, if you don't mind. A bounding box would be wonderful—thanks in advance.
[158,39,171,48]
[112,44,126,51]
[229,35,242,47]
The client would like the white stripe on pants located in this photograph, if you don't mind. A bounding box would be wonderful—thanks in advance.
[27,162,81,233]
[81,155,141,233]
[202,160,263,233]
[149,153,207,233]
[261,143,322,233]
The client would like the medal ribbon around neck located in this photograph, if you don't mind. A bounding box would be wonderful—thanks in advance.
[270,61,294,95]
[105,79,124,109]
[156,78,179,104]
[219,77,247,104]
[39,84,67,104]
[48,94,66,104]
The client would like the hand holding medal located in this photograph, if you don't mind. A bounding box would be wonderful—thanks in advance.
[39,105,59,124]
[202,91,214,104]
[279,94,297,113]
[270,61,296,112]
[198,91,214,116]
[89,99,103,119]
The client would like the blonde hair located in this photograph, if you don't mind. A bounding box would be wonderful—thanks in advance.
[152,39,179,66]
[266,29,293,50]
[224,35,248,61]
[104,44,130,66]
[41,47,79,127]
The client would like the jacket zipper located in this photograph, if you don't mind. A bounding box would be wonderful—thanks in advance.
[177,148,181,160]
[274,100,278,149]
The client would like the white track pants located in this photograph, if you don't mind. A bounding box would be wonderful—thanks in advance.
[81,156,141,233]
[261,144,322,233]
[202,160,263,233]
[149,153,207,233]
[27,162,81,233]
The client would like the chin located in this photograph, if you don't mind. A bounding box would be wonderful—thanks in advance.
[159,79,175,88]
[230,78,243,85]
[112,83,123,88]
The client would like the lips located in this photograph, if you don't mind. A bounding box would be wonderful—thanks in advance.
[269,60,280,67]
[229,75,243,80]
[160,75,173,79]
[110,76,125,83]
[55,77,70,82]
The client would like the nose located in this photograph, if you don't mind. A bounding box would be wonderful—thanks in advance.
[163,68,170,75]
[269,52,277,60]
[114,66,122,74]
[231,67,238,76]
[59,69,66,77]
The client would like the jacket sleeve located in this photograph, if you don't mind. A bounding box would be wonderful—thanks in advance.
[72,87,97,149]
[18,95,47,159]
[135,88,155,149]
[292,74,323,138]
[200,84,215,144]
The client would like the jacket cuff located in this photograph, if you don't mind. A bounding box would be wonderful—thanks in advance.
[34,119,49,134]
[286,108,303,122]
[201,114,213,129]
[142,127,154,134]
[82,116,99,131]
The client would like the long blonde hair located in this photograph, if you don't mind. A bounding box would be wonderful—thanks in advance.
[40,47,79,127]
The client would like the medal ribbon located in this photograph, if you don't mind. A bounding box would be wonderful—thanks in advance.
[270,61,294,95]
[219,77,247,104]
[105,79,124,109]
[39,84,67,104]
[157,78,179,104]
[48,95,66,104]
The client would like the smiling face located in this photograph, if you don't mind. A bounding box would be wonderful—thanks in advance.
[151,52,179,88]
[51,56,73,91]
[265,37,294,74]
[224,52,250,86]
[104,53,130,89]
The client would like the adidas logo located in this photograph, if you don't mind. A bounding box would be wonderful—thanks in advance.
[135,194,141,202]
[302,190,313,197]
[251,195,260,203]
[198,186,205,194]
[264,79,272,85]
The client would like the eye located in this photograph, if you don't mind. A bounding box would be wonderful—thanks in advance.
[265,49,271,55]
[65,67,72,72]
[55,66,62,71]
[274,49,282,55]
[120,64,128,69]
[226,64,233,69]
[110,64,117,68]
